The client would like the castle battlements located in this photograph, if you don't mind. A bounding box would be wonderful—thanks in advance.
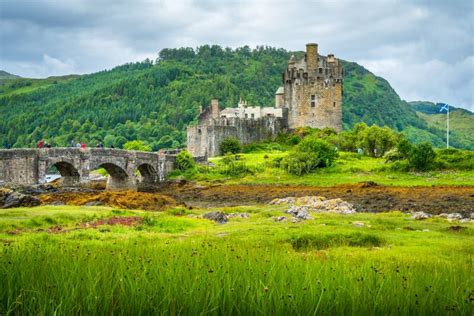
[187,43,343,157]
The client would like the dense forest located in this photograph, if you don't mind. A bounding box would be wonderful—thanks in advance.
[0,45,472,150]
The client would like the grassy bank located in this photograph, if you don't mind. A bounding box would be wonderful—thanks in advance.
[1,205,472,314]
[173,151,474,186]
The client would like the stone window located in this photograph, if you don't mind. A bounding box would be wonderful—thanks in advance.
[311,95,316,107]
[325,68,328,75]
[251,113,255,119]
[333,101,336,107]
[245,114,248,118]
[198,128,201,134]
[318,68,322,74]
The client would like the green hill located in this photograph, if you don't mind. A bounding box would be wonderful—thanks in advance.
[409,101,474,149]
[0,46,471,149]
[0,70,21,80]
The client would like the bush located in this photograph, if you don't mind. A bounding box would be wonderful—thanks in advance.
[220,137,241,155]
[281,151,321,175]
[408,142,436,171]
[296,138,338,167]
[217,154,250,177]
[123,140,152,151]
[176,150,195,171]
[280,138,338,175]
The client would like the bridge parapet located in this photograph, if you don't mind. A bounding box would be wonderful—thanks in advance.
[0,148,177,191]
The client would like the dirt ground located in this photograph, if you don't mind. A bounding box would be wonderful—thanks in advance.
[40,191,177,211]
[157,182,474,216]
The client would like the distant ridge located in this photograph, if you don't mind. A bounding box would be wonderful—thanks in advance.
[0,70,21,80]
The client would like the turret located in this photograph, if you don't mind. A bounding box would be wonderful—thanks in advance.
[305,43,318,72]
[275,86,284,108]
[210,99,219,119]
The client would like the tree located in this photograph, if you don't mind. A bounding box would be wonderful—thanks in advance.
[176,150,195,171]
[123,140,152,151]
[220,137,242,155]
[408,142,436,171]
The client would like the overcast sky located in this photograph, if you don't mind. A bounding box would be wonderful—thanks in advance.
[1,0,473,110]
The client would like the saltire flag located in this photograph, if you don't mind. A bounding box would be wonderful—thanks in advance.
[439,103,449,112]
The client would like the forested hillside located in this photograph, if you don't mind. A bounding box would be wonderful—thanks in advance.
[0,45,471,150]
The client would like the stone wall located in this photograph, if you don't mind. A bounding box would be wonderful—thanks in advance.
[187,115,287,157]
[0,148,177,191]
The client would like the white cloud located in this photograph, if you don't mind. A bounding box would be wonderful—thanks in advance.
[0,0,472,110]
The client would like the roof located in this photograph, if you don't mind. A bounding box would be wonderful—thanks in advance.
[275,86,284,95]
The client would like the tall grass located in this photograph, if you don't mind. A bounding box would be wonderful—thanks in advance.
[0,206,472,315]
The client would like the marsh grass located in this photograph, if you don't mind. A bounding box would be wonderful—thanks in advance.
[177,151,474,186]
[0,206,472,315]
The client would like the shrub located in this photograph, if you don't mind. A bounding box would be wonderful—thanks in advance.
[281,151,321,175]
[220,137,241,155]
[176,150,195,171]
[296,138,338,167]
[123,140,152,151]
[217,154,250,177]
[396,138,414,160]
[408,142,436,171]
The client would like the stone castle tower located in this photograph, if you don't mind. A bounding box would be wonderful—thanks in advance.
[187,43,343,157]
[277,43,343,131]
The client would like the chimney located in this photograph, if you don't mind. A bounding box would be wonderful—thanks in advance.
[211,99,219,119]
[306,43,318,71]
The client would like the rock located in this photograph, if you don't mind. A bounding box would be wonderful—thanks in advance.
[353,221,365,227]
[447,213,463,220]
[359,181,378,188]
[285,205,312,220]
[270,196,356,215]
[471,213,474,220]
[411,211,431,220]
[2,191,41,208]
[203,211,228,224]
[438,213,449,218]
[274,216,287,222]
[227,213,250,219]
[459,219,471,224]
[84,201,104,206]
[49,201,66,206]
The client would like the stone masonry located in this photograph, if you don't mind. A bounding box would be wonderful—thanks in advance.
[0,148,176,191]
[187,43,343,157]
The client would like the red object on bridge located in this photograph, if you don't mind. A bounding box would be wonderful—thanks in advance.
[37,140,43,148]
[81,143,86,150]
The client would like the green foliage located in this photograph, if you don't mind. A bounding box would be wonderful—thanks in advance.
[281,151,321,176]
[296,138,338,167]
[219,137,242,155]
[217,154,251,177]
[1,45,471,150]
[408,142,437,171]
[123,140,152,151]
[281,138,337,175]
[176,150,195,171]
[0,205,473,314]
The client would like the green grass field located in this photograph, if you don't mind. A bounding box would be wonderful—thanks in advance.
[178,151,474,186]
[1,205,472,315]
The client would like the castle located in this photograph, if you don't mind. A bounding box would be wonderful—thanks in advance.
[187,43,343,157]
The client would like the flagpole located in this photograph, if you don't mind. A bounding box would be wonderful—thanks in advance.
[447,104,449,148]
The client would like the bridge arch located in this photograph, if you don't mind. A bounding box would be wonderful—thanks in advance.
[96,162,133,191]
[136,163,159,191]
[44,159,81,186]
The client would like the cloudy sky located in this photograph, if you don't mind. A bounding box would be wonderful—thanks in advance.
[1,0,473,110]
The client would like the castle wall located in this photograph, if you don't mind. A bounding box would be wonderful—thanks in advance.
[187,116,286,157]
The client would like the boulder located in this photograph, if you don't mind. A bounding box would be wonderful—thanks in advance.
[447,213,463,220]
[411,211,431,220]
[353,221,365,227]
[270,196,356,214]
[2,191,41,208]
[227,213,250,219]
[274,216,287,222]
[285,205,312,220]
[203,211,228,224]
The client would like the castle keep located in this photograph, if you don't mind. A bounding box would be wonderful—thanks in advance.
[187,43,343,157]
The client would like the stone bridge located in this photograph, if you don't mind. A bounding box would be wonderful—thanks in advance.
[0,148,177,191]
